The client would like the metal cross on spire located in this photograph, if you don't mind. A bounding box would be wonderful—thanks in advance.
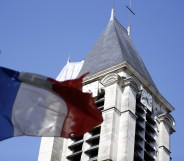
[126,0,135,16]
[126,0,135,37]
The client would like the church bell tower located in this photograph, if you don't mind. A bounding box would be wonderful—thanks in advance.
[38,8,175,161]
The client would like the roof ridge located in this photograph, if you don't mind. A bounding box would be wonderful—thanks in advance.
[114,17,128,34]
[113,20,126,62]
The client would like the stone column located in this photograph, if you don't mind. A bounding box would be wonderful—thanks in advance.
[38,137,65,161]
[50,138,64,161]
[157,114,175,161]
[98,74,138,161]
[97,73,122,161]
[116,78,138,161]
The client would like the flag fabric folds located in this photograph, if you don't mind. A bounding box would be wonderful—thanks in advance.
[0,66,103,141]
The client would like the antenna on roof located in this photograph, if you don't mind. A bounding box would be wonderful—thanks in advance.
[126,0,135,37]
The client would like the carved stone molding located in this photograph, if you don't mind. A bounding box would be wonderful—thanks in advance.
[157,113,176,134]
[101,73,121,87]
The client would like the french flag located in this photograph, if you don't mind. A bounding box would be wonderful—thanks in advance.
[0,67,103,141]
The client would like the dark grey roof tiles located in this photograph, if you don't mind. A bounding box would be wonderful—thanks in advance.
[78,17,157,89]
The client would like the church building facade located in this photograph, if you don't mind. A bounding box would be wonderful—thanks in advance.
[38,9,175,161]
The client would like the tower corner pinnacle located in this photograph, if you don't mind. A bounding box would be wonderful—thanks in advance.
[110,8,115,21]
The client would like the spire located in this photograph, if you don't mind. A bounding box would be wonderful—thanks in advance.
[78,14,157,90]
[110,8,115,21]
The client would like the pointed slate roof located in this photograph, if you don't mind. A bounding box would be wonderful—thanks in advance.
[78,10,157,89]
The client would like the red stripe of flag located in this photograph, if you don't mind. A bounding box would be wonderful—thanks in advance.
[48,74,103,138]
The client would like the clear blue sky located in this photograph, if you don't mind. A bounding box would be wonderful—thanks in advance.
[0,0,183,161]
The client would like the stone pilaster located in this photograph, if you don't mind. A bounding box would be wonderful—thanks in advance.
[116,78,137,161]
[98,73,137,161]
[157,114,175,161]
[38,137,55,161]
[97,73,121,161]
[50,138,64,161]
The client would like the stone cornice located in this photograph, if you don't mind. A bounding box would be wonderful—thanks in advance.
[102,107,137,120]
[83,61,175,113]
[159,145,171,155]
[83,62,127,84]
[121,110,137,120]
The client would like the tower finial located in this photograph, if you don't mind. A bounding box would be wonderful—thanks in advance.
[127,25,131,37]
[126,0,135,37]
[67,54,70,63]
[110,8,115,21]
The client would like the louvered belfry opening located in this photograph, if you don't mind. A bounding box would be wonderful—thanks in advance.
[85,126,101,161]
[134,100,156,161]
[67,136,84,161]
[66,91,105,161]
[84,92,104,161]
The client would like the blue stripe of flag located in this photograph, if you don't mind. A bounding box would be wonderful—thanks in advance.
[0,67,21,141]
